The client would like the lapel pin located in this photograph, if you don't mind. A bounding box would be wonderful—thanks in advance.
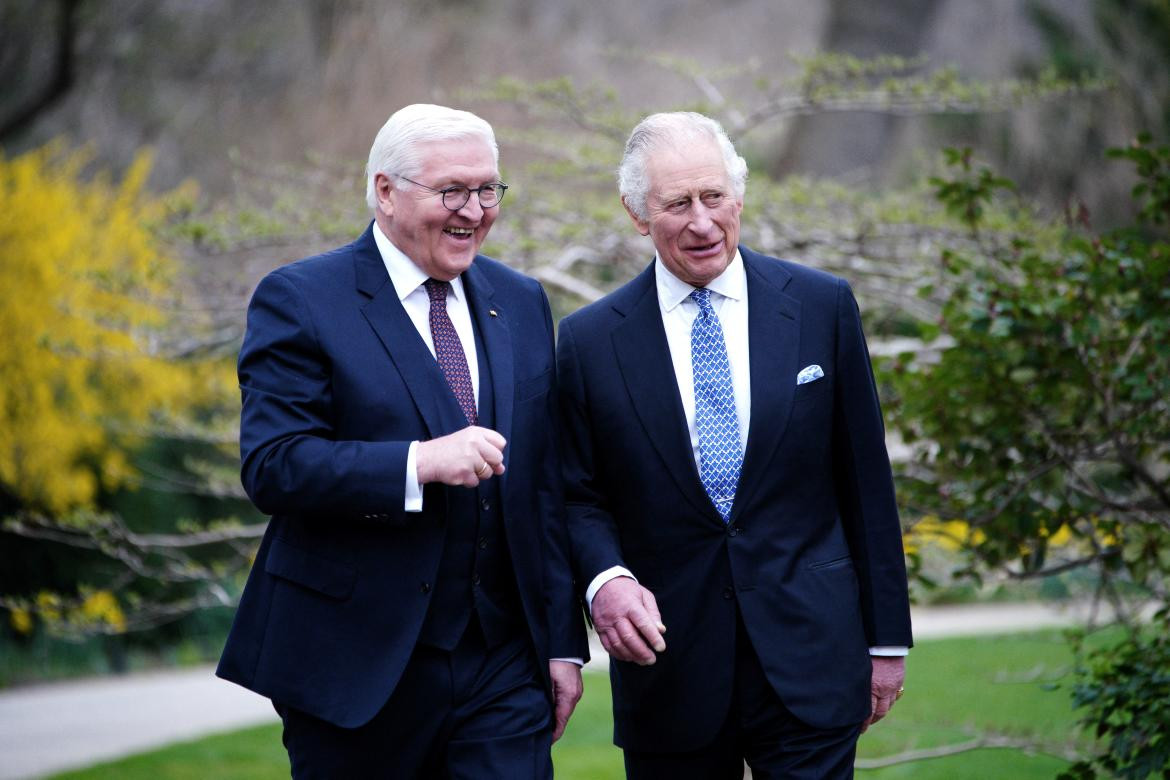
[489,309,498,318]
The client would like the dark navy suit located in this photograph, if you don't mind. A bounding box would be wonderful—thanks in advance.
[557,247,912,759]
[217,224,586,771]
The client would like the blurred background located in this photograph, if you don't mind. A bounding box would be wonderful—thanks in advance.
[2,0,1168,777]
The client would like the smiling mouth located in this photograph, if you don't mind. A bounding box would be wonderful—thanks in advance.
[444,226,475,238]
[686,238,723,253]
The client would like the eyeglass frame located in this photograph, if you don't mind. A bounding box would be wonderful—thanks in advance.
[393,174,509,212]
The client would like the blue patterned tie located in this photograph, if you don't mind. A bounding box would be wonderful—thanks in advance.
[425,279,478,426]
[690,288,742,522]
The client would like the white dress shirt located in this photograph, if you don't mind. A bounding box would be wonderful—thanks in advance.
[585,252,906,657]
[372,222,478,512]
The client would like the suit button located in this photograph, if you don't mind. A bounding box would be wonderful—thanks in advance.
[472,573,481,586]
[727,526,739,537]
[480,498,492,511]
[420,582,431,594]
[722,586,734,600]
[478,537,488,550]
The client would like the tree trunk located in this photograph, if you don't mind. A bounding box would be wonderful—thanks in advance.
[771,0,943,180]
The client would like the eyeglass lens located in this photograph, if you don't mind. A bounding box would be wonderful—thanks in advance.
[442,184,505,210]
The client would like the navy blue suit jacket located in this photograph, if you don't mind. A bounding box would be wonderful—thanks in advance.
[556,247,912,751]
[217,224,586,728]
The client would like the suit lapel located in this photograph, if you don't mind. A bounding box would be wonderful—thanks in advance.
[354,225,452,439]
[463,261,513,497]
[732,251,801,519]
[612,264,721,522]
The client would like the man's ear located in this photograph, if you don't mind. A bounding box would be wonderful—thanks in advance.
[374,172,396,219]
[621,196,651,237]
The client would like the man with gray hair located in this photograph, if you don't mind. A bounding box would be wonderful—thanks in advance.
[557,111,912,777]
[218,103,587,777]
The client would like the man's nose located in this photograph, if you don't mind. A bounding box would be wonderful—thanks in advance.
[687,204,715,234]
[456,193,484,220]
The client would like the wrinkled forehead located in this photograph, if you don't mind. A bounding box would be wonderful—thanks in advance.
[647,143,733,201]
[413,137,500,181]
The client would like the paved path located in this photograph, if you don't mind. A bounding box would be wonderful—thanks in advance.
[0,601,1117,779]
[0,665,276,780]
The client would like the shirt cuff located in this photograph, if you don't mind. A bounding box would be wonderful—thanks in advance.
[585,566,637,612]
[550,658,584,666]
[869,646,909,656]
[405,441,423,512]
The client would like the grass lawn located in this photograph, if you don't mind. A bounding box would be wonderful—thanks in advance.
[855,631,1081,779]
[51,630,1089,779]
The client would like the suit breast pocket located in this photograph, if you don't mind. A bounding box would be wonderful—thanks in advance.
[794,376,832,404]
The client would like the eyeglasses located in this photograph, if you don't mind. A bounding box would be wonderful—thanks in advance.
[394,175,508,211]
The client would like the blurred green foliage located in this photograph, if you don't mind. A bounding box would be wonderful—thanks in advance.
[880,137,1170,777]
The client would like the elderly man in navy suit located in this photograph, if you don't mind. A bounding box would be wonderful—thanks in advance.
[217,103,587,778]
[556,112,912,778]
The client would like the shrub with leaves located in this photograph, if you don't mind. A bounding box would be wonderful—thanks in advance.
[1060,625,1170,780]
[0,142,247,640]
[881,136,1170,777]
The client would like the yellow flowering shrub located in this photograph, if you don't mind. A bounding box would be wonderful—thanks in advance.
[0,142,214,514]
[903,516,987,554]
[6,588,127,636]
[78,588,127,633]
[9,606,33,635]
[904,515,1102,559]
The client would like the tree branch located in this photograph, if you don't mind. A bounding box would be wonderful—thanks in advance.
[855,734,1082,769]
[1005,550,1120,580]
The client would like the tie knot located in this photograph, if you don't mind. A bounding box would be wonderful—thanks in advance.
[424,278,450,303]
[690,288,714,313]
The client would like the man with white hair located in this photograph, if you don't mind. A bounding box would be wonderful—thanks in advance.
[218,103,586,777]
[557,112,912,778]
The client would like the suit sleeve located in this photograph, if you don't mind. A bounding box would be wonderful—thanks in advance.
[832,279,913,648]
[555,317,628,595]
[237,270,412,518]
[536,290,590,660]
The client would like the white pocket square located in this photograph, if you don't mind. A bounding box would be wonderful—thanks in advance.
[796,364,824,385]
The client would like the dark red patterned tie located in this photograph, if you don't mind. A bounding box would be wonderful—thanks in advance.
[424,278,478,425]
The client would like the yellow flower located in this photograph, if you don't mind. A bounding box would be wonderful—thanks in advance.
[35,591,61,623]
[9,607,33,635]
[907,516,976,551]
[79,589,127,632]
[1048,524,1073,546]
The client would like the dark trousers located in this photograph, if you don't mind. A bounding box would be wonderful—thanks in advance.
[277,620,553,779]
[623,613,863,780]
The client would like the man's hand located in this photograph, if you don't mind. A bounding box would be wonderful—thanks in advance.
[549,661,583,742]
[862,656,905,732]
[591,577,666,666]
[416,426,506,487]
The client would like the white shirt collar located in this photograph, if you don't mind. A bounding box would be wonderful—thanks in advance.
[372,221,467,303]
[654,249,746,312]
